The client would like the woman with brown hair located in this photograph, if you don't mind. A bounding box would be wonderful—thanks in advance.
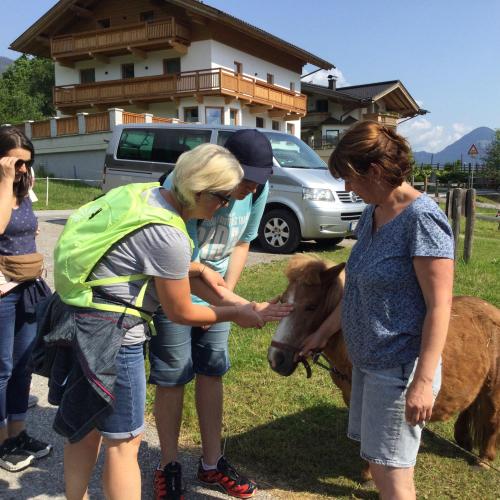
[301,121,454,499]
[0,126,52,472]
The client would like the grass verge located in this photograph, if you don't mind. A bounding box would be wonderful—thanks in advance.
[145,219,499,499]
[32,179,102,210]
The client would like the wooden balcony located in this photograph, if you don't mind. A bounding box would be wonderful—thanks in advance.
[54,68,307,116]
[301,111,330,128]
[51,18,190,63]
[363,112,399,128]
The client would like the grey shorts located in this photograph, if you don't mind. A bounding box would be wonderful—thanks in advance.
[348,358,441,468]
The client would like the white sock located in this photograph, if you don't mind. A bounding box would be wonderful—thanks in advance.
[201,456,221,470]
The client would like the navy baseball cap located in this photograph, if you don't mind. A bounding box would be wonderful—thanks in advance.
[224,129,273,185]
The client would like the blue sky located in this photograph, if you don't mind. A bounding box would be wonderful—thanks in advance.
[2,0,499,152]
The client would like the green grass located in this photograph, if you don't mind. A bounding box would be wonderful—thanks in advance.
[32,179,102,210]
[144,221,500,498]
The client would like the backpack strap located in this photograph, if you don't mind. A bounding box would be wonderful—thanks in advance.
[252,184,265,204]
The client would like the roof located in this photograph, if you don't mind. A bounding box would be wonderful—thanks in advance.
[303,79,422,117]
[10,0,334,70]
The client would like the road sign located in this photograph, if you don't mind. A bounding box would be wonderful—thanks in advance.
[467,144,479,156]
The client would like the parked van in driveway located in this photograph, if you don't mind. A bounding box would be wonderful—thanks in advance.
[102,124,365,253]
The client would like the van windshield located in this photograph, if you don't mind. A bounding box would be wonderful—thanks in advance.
[263,132,327,169]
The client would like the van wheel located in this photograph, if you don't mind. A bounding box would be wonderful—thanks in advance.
[258,209,300,254]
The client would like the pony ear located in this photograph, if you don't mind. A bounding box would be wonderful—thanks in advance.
[321,262,346,287]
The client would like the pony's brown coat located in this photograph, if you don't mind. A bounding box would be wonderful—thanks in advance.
[274,255,500,463]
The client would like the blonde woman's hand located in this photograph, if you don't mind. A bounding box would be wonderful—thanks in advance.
[199,264,227,298]
[254,301,293,323]
[232,302,265,329]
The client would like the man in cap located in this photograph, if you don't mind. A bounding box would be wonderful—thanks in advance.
[151,129,274,499]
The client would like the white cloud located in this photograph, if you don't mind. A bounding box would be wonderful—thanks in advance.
[302,68,348,87]
[399,118,473,153]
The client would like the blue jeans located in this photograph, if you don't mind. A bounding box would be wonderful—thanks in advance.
[97,343,146,440]
[0,288,37,426]
[348,358,442,468]
[149,311,231,387]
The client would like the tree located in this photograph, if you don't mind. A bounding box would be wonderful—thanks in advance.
[483,129,500,187]
[0,55,55,125]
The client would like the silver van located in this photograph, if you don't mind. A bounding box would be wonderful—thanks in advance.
[102,124,365,253]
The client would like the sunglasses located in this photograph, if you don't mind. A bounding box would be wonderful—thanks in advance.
[208,191,231,207]
[14,159,33,170]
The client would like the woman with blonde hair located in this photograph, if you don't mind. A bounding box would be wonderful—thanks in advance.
[301,121,454,499]
[37,143,291,499]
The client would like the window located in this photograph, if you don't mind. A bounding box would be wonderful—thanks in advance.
[163,58,181,75]
[205,107,224,125]
[140,11,155,22]
[267,73,274,85]
[229,109,238,126]
[184,107,199,123]
[256,117,264,128]
[286,123,295,135]
[316,99,328,112]
[324,129,339,145]
[117,128,211,164]
[80,68,95,84]
[234,61,242,75]
[97,18,110,29]
[121,63,135,79]
[272,121,280,131]
[290,82,295,92]
[216,131,235,146]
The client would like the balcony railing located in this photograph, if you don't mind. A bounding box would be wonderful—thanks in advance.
[51,18,190,60]
[54,68,307,115]
[363,112,399,128]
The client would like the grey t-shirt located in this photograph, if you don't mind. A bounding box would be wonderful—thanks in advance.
[90,188,191,344]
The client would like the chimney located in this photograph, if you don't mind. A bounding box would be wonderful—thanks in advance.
[327,74,337,90]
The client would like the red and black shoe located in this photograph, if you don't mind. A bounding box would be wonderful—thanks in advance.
[197,456,257,498]
[153,461,185,500]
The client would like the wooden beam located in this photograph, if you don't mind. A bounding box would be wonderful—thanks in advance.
[127,47,147,59]
[70,4,94,19]
[224,97,234,105]
[169,40,188,55]
[268,109,289,118]
[195,94,204,104]
[249,105,273,114]
[36,35,50,45]
[54,58,74,68]
[89,53,109,64]
[186,12,206,25]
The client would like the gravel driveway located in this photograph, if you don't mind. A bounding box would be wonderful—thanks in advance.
[0,211,351,499]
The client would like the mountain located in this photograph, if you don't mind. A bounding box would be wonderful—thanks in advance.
[413,127,495,165]
[0,56,13,74]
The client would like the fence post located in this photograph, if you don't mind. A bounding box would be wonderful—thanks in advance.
[451,188,462,260]
[77,112,88,134]
[445,190,452,218]
[45,177,49,207]
[24,120,34,140]
[463,188,476,263]
[108,108,124,129]
[144,113,153,123]
[50,117,59,138]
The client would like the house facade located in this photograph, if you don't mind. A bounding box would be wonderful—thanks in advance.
[301,77,425,157]
[10,0,333,137]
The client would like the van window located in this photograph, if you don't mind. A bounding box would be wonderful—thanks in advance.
[117,128,212,163]
[263,132,326,169]
[216,131,234,146]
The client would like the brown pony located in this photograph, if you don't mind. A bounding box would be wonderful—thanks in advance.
[268,254,500,468]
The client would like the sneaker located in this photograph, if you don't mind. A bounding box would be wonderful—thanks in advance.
[15,430,52,459]
[0,436,34,472]
[153,461,185,500]
[27,394,39,409]
[197,456,257,498]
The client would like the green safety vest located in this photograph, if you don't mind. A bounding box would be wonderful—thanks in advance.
[54,182,193,327]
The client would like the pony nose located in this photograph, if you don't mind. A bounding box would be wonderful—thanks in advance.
[269,350,285,370]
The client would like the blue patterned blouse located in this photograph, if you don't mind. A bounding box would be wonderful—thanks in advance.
[342,194,454,370]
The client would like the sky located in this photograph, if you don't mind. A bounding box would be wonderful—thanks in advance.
[2,0,499,153]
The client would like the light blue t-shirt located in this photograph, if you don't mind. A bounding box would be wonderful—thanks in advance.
[163,175,269,304]
[342,194,454,370]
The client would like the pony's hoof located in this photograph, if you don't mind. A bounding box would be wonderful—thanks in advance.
[470,461,488,471]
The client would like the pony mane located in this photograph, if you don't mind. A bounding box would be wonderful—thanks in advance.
[285,254,333,286]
